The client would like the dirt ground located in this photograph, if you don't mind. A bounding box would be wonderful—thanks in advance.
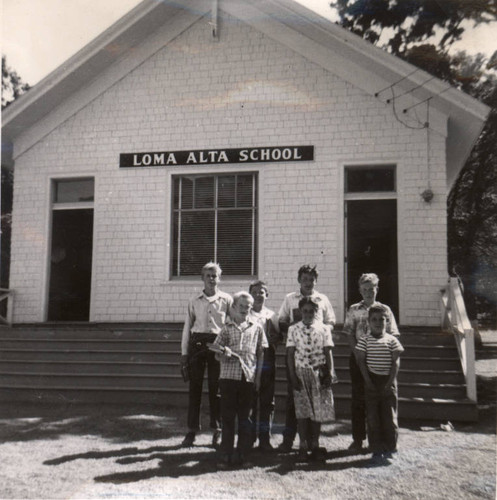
[0,400,495,500]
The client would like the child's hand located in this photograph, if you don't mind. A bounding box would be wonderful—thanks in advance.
[223,346,233,358]
[382,383,396,396]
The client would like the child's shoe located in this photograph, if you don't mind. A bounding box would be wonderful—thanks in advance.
[181,431,196,447]
[297,447,308,462]
[258,440,274,452]
[369,452,385,466]
[232,451,253,469]
[211,430,221,449]
[277,438,294,453]
[216,453,231,470]
[348,440,363,452]
[310,447,327,463]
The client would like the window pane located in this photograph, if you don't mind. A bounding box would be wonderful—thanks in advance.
[194,176,214,208]
[54,179,94,203]
[218,176,236,208]
[217,210,255,275]
[178,211,215,276]
[345,167,395,193]
[181,177,193,209]
[237,174,254,207]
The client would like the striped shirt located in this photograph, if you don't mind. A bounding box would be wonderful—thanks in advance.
[355,333,404,376]
[213,317,267,382]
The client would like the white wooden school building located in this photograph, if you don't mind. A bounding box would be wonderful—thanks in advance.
[2,0,489,327]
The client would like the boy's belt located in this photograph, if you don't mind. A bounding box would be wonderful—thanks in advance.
[189,332,217,353]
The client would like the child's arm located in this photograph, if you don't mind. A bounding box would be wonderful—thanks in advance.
[355,349,375,392]
[255,347,264,392]
[287,346,301,391]
[384,351,401,394]
[323,346,338,384]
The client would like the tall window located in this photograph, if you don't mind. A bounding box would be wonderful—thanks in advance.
[172,173,257,277]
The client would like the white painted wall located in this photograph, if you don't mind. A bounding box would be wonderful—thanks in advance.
[9,12,448,325]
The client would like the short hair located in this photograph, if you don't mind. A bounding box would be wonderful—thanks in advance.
[201,262,222,277]
[249,280,269,295]
[298,264,318,281]
[233,291,254,307]
[368,304,389,318]
[358,273,379,287]
[298,296,319,312]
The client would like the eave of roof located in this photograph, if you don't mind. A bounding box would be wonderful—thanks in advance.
[1,0,489,185]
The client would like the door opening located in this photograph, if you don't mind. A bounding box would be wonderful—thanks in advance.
[47,178,94,321]
[345,199,398,319]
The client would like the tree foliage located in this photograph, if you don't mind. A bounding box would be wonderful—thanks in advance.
[2,55,30,109]
[332,0,497,321]
[1,56,29,290]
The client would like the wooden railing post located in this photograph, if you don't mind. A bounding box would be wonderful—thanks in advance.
[464,327,477,401]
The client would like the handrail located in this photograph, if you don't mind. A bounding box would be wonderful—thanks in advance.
[440,277,476,402]
[0,288,14,326]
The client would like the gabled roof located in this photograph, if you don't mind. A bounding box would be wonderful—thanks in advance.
[2,0,489,186]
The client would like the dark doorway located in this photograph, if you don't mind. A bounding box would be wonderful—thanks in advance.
[346,199,398,319]
[48,209,93,321]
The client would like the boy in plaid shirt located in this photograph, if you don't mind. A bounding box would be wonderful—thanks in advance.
[212,291,267,469]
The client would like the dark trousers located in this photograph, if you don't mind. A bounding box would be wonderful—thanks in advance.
[187,350,220,431]
[350,353,367,443]
[365,372,398,453]
[282,362,298,442]
[219,378,255,457]
[250,346,276,442]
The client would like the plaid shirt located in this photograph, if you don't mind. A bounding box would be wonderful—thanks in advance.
[343,301,399,342]
[213,317,267,382]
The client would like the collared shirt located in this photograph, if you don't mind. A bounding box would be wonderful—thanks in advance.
[248,307,280,345]
[278,290,336,327]
[181,290,233,355]
[355,333,404,375]
[343,301,399,342]
[213,317,267,382]
[287,320,334,370]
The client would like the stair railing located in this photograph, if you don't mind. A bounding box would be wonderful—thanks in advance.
[440,277,476,402]
[0,288,14,326]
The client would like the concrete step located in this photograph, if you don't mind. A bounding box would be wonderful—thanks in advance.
[0,349,175,362]
[0,360,179,375]
[0,387,478,421]
[0,338,175,350]
[331,380,466,399]
[0,323,476,421]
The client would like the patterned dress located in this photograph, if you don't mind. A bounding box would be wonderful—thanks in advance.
[287,321,335,422]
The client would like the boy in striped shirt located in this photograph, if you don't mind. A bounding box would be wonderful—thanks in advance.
[355,304,404,465]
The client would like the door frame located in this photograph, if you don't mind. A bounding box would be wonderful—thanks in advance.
[342,161,401,323]
[44,176,95,321]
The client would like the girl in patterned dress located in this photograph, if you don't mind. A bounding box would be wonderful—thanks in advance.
[287,296,336,461]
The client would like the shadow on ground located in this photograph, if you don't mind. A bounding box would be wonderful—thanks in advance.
[42,442,373,484]
[0,403,183,444]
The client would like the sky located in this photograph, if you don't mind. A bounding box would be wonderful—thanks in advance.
[1,0,496,86]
